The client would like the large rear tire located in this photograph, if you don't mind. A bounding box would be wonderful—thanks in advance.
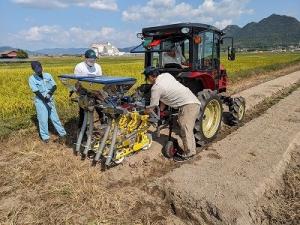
[194,89,223,146]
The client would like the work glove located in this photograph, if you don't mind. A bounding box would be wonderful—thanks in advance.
[48,85,57,96]
[44,94,51,102]
[34,91,49,103]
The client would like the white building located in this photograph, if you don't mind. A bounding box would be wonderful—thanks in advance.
[91,42,124,56]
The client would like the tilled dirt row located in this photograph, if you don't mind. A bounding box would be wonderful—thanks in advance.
[149,87,300,225]
[0,73,299,224]
[257,150,300,225]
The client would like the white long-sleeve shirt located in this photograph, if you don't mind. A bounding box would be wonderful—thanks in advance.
[74,62,102,76]
[149,73,200,108]
[162,47,186,66]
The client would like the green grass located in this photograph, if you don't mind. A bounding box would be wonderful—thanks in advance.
[0,52,299,138]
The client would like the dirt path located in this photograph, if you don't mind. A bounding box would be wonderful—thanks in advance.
[0,71,299,225]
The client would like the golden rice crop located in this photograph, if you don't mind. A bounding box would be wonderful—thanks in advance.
[0,53,299,124]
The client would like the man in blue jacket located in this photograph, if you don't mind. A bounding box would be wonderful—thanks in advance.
[28,61,66,143]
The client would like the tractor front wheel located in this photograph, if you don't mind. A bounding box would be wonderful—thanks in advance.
[227,97,246,126]
[194,89,223,146]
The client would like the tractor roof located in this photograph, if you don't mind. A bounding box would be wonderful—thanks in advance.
[142,23,223,37]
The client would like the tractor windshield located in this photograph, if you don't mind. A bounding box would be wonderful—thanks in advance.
[149,38,190,69]
[132,30,219,71]
[148,32,217,70]
[195,32,217,70]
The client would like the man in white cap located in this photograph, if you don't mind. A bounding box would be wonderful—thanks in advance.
[74,49,102,76]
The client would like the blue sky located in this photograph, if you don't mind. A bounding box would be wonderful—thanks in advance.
[0,0,299,50]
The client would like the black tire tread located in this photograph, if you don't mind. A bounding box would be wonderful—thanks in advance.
[194,89,223,146]
[228,97,246,125]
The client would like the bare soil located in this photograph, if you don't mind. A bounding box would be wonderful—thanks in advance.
[258,151,300,225]
[150,87,300,225]
[0,67,299,225]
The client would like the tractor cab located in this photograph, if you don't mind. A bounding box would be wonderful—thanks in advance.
[131,23,235,94]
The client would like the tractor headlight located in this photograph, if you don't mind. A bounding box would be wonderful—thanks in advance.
[181,27,190,34]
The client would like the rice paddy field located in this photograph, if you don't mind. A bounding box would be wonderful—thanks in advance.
[0,52,300,137]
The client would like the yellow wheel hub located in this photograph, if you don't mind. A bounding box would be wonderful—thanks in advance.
[202,99,222,139]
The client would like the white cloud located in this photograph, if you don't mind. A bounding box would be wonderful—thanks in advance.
[122,0,253,28]
[201,0,215,12]
[12,0,118,11]
[148,0,175,8]
[214,19,233,29]
[11,25,136,49]
[122,2,196,23]
[19,26,60,41]
[89,0,118,11]
[122,10,141,21]
[12,0,67,8]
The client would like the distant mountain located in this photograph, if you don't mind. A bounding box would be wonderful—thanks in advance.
[0,46,88,56]
[119,44,145,53]
[0,46,134,55]
[36,46,139,55]
[222,25,241,37]
[0,46,36,55]
[223,14,300,49]
[34,48,88,55]
[0,46,15,52]
[119,46,136,52]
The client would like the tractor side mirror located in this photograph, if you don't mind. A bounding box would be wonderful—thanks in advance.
[228,46,236,61]
[137,33,143,39]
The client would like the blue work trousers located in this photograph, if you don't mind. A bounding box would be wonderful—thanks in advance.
[35,98,66,140]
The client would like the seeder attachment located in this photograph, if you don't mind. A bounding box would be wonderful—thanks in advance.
[59,74,153,168]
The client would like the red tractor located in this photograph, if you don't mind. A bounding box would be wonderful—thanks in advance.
[131,23,245,149]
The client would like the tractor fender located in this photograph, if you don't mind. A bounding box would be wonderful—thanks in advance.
[178,71,215,91]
